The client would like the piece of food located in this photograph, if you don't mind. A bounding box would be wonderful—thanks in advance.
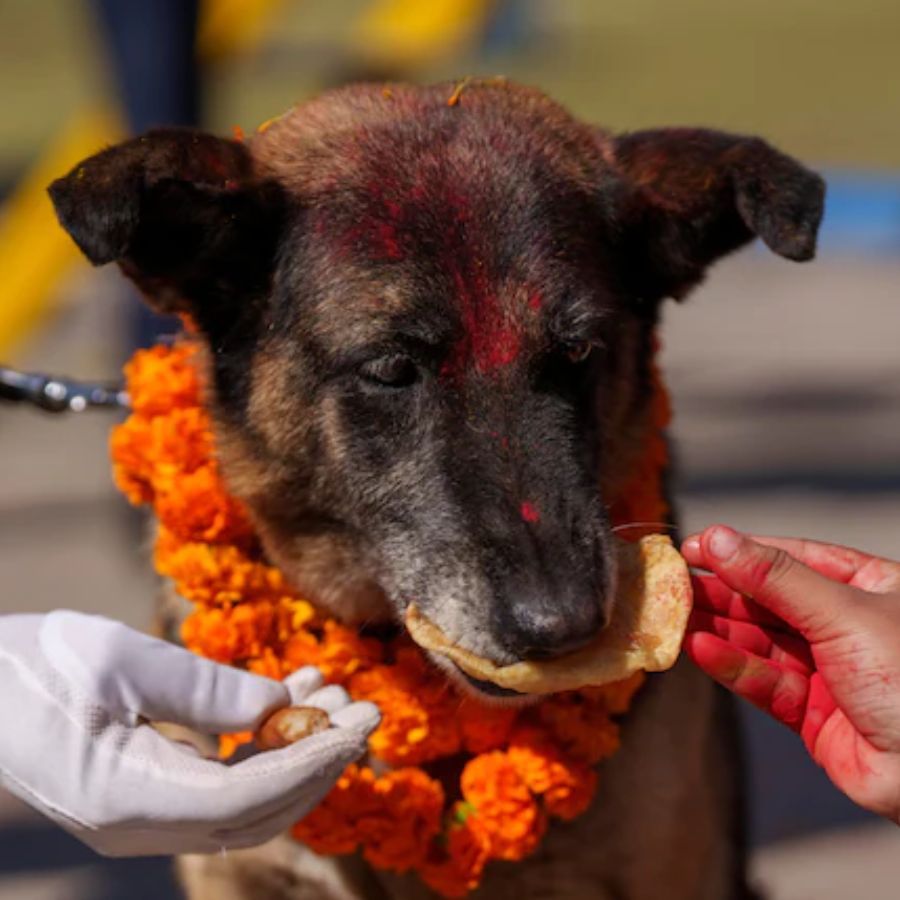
[406,534,691,694]
[256,706,331,749]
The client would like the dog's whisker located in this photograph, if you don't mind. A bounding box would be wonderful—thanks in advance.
[611,521,678,534]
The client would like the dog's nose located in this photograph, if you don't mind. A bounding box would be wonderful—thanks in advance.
[495,595,606,661]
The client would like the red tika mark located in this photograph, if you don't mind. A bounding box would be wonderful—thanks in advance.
[437,189,525,380]
[528,292,543,312]
[520,502,541,524]
[439,268,523,379]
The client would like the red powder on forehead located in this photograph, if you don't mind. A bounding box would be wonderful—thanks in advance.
[372,219,404,261]
[323,171,529,372]
[437,189,526,380]
[520,501,541,524]
[439,269,523,379]
[327,183,408,263]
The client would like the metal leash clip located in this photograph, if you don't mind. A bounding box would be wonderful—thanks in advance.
[0,365,129,413]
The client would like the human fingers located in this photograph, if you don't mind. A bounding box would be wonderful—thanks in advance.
[166,726,366,822]
[211,726,368,829]
[330,700,380,733]
[694,527,858,641]
[690,573,794,631]
[684,631,810,732]
[687,609,814,674]
[283,666,325,704]
[748,535,882,585]
[40,611,289,732]
[686,531,899,593]
[258,686,379,738]
[799,672,839,756]
[303,684,354,715]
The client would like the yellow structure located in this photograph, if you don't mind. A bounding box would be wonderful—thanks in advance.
[0,0,496,358]
[0,112,121,358]
[352,0,495,69]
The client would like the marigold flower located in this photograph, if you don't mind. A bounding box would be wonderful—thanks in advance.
[110,413,158,504]
[247,646,287,680]
[460,752,545,861]
[150,407,215,479]
[123,343,201,417]
[316,620,384,684]
[155,529,288,605]
[507,726,598,821]
[180,601,276,663]
[536,693,621,766]
[359,769,444,871]
[420,805,492,898]
[293,765,379,855]
[276,597,318,639]
[154,464,253,544]
[350,648,461,766]
[282,629,322,672]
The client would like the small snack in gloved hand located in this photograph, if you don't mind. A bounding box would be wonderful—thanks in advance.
[256,706,331,750]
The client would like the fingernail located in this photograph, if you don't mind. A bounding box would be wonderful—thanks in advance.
[708,526,741,560]
[682,536,700,554]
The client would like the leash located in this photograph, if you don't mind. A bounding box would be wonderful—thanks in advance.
[0,364,128,413]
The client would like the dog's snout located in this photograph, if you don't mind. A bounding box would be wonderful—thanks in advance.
[496,593,606,662]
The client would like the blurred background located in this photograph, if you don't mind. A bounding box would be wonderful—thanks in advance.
[0,0,898,897]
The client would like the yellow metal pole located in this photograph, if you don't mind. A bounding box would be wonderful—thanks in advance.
[0,111,120,359]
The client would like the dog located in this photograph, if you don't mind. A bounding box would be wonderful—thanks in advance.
[49,79,824,899]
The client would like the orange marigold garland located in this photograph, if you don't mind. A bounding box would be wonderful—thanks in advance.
[110,339,673,897]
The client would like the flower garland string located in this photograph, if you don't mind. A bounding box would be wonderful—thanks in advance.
[110,339,672,897]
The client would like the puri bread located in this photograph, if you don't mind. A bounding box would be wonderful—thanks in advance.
[405,534,691,694]
[256,706,331,749]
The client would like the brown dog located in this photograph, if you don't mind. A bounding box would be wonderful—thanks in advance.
[49,80,823,899]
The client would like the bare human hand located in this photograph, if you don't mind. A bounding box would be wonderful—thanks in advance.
[682,525,900,825]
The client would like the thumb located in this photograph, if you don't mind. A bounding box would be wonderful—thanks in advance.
[698,526,855,641]
[40,611,289,732]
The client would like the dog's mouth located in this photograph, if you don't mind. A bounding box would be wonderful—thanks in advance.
[454,667,525,699]
[403,535,692,696]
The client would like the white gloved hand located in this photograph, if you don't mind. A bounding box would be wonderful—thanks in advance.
[0,610,379,857]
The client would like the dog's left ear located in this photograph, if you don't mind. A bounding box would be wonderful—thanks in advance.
[612,128,825,301]
[48,128,286,333]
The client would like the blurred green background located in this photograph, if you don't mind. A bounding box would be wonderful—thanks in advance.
[2,0,899,176]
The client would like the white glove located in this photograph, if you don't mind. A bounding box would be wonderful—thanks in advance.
[0,610,379,856]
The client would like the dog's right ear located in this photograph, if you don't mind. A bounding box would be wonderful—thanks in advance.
[48,128,286,332]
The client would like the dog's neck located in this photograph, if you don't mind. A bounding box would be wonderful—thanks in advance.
[608,351,672,538]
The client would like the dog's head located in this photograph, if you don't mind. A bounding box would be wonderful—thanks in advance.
[50,81,823,697]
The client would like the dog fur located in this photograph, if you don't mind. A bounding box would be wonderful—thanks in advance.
[49,79,823,899]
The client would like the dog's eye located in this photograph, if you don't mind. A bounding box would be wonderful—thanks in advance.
[358,355,419,388]
[564,341,592,364]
